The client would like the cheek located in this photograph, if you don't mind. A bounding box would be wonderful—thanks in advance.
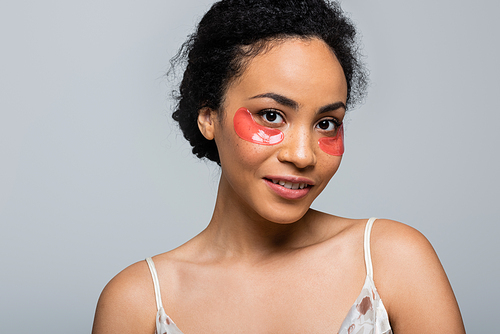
[217,126,271,171]
[316,154,343,188]
[233,107,284,145]
[318,124,344,156]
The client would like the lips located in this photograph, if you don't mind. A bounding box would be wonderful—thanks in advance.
[264,176,314,200]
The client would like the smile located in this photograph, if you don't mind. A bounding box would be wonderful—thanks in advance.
[271,179,308,190]
[264,176,314,200]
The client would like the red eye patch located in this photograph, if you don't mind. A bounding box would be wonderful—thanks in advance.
[233,107,284,145]
[233,107,343,155]
[318,124,344,156]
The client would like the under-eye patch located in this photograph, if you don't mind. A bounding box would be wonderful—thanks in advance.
[233,107,344,156]
[318,124,344,156]
[233,107,284,145]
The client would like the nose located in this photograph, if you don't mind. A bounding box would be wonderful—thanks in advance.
[277,127,317,169]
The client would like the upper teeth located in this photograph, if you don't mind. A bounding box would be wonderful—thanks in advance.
[272,179,307,190]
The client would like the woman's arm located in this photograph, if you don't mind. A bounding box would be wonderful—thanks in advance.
[372,220,465,333]
[92,261,157,334]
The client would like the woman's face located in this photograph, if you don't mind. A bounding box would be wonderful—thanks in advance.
[201,38,347,224]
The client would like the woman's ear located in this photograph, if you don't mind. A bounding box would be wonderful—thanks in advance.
[197,107,216,140]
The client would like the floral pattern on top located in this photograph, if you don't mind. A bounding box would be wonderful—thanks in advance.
[337,274,392,334]
[156,306,183,334]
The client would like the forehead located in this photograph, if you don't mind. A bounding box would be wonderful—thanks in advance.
[225,38,347,107]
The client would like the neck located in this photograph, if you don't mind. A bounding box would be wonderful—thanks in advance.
[196,174,318,262]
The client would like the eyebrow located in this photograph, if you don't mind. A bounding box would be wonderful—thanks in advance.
[249,93,298,109]
[318,101,346,114]
[249,92,346,114]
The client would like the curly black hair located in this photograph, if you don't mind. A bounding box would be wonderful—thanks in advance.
[171,0,368,164]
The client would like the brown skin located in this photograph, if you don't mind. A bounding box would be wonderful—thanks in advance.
[92,38,465,333]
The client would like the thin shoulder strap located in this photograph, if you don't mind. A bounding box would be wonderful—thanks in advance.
[145,257,164,312]
[363,217,377,279]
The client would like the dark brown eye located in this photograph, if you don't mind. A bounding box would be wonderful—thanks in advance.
[260,110,283,124]
[264,111,278,122]
[318,120,334,130]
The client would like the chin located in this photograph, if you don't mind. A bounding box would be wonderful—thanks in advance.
[262,206,311,225]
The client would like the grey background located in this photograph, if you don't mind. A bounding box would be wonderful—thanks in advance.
[1,0,498,332]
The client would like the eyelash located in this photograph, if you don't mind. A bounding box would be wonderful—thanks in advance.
[316,118,342,132]
[257,109,284,125]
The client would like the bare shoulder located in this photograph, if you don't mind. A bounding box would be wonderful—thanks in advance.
[370,219,465,333]
[370,219,436,264]
[92,260,157,334]
[369,219,449,286]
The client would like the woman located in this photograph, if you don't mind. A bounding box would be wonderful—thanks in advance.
[92,0,465,333]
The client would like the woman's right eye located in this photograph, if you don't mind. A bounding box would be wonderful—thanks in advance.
[259,110,284,124]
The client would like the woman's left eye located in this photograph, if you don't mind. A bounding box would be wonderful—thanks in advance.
[316,119,337,131]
